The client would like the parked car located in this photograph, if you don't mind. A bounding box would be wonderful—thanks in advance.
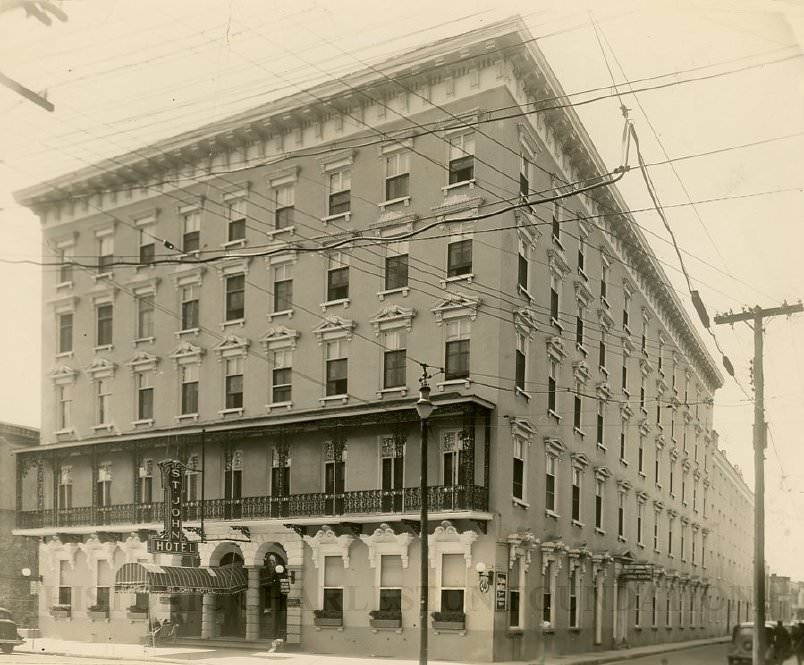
[0,607,24,654]
[728,622,776,664]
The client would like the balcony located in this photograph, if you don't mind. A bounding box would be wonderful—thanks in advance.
[17,485,488,530]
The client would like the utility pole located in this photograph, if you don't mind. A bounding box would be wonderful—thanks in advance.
[714,301,803,665]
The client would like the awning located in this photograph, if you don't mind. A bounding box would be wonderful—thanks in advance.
[114,562,247,595]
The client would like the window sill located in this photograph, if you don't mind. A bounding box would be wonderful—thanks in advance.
[175,328,200,337]
[441,179,476,192]
[320,395,349,406]
[512,497,529,509]
[601,296,610,310]
[578,267,588,282]
[133,336,155,346]
[55,351,74,359]
[222,239,247,250]
[93,344,113,353]
[436,378,471,391]
[377,387,408,398]
[515,387,531,400]
[221,318,245,329]
[517,285,534,302]
[93,272,113,282]
[619,458,629,466]
[266,401,293,413]
[378,195,411,209]
[321,211,351,224]
[135,264,156,272]
[54,428,75,437]
[176,413,199,422]
[545,509,560,520]
[576,343,588,356]
[378,287,409,300]
[506,627,524,637]
[56,280,74,290]
[551,235,564,251]
[548,409,561,422]
[218,408,244,418]
[320,298,350,312]
[265,226,295,238]
[571,519,585,528]
[550,317,564,332]
[93,424,114,432]
[599,365,608,377]
[267,309,293,322]
[440,273,474,287]
[595,527,605,535]
[596,443,607,452]
[132,419,154,428]
[638,471,647,478]
[637,542,646,549]
[617,535,627,543]
[573,427,585,438]
[654,548,661,554]
[622,388,631,398]
[641,406,648,415]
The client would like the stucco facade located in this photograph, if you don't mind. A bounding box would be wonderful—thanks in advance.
[12,17,753,661]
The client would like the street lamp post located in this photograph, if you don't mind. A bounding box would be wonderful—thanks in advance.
[415,374,435,665]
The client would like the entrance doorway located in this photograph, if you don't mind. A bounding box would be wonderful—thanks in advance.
[217,552,246,638]
[260,552,288,640]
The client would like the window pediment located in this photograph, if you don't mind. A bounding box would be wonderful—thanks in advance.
[303,525,354,568]
[640,357,654,376]
[571,452,590,469]
[596,382,612,400]
[574,280,592,306]
[427,520,478,570]
[260,326,299,351]
[319,149,355,173]
[215,334,250,359]
[170,341,205,365]
[173,266,206,285]
[432,196,484,217]
[217,257,251,278]
[514,308,538,338]
[623,337,634,357]
[594,466,612,481]
[86,357,116,380]
[617,479,632,493]
[598,307,615,331]
[313,316,355,344]
[546,335,567,361]
[510,417,536,441]
[48,295,79,313]
[544,437,566,457]
[370,305,416,334]
[431,292,480,324]
[547,248,570,278]
[620,403,633,421]
[573,360,591,385]
[127,351,159,373]
[359,523,414,569]
[91,286,118,306]
[50,364,78,385]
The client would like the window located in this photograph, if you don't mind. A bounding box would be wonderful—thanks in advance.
[180,284,199,330]
[58,313,73,354]
[379,555,403,612]
[638,437,645,474]
[621,358,628,394]
[138,460,153,504]
[573,388,583,432]
[96,379,111,425]
[181,365,198,415]
[327,253,349,301]
[184,464,200,502]
[641,328,647,355]
[623,292,631,331]
[576,306,585,347]
[97,235,113,274]
[137,373,153,420]
[442,434,462,487]
[183,210,200,253]
[508,557,521,628]
[653,512,660,550]
[274,184,294,229]
[227,197,246,242]
[668,516,674,555]
[323,556,344,613]
[519,153,530,196]
[652,592,658,628]
[600,258,608,304]
[548,357,558,415]
[272,263,293,313]
[96,304,113,346]
[595,479,604,529]
[656,401,663,428]
[515,333,526,393]
[596,400,605,447]
[57,385,71,430]
[224,450,242,519]
[272,350,292,403]
[669,462,675,494]
[545,454,557,513]
[681,524,687,560]
[681,471,687,504]
[225,274,245,321]
[97,463,112,507]
[447,239,472,278]
[569,567,579,628]
[517,237,529,292]
[447,133,474,184]
[640,374,646,410]
[666,594,672,628]
[58,466,72,509]
[598,334,606,372]
[441,553,465,613]
[637,501,644,544]
[577,237,586,276]
[617,491,625,538]
[271,449,291,513]
[136,295,154,339]
[619,422,627,462]
[691,530,697,564]
[384,241,408,291]
[549,273,559,323]
[654,450,661,485]
[571,467,581,522]
[138,226,155,265]
[59,561,72,607]
[225,357,244,409]
[658,340,664,374]
[444,319,470,380]
[326,340,348,396]
[542,561,553,625]
[634,590,641,628]
[512,437,525,501]
[385,151,410,201]
[58,246,73,283]
[551,200,561,244]
[95,585,110,611]
[328,170,351,216]
[380,437,403,512]
[383,330,406,389]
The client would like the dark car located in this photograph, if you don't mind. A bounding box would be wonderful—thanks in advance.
[728,622,776,664]
[0,607,24,654]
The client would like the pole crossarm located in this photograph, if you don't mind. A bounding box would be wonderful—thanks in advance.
[714,302,803,325]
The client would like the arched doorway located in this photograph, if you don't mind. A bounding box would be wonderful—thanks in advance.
[217,551,246,638]
[259,551,288,640]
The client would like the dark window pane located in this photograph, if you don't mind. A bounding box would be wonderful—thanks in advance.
[447,240,472,277]
[384,349,406,388]
[323,588,343,612]
[98,254,113,274]
[445,339,470,380]
[139,243,155,265]
[60,260,73,284]
[542,592,551,623]
[228,219,246,242]
[550,288,559,320]
[183,231,200,253]
[272,368,292,403]
[327,267,349,301]
[226,275,245,320]
[572,485,580,520]
[225,375,243,409]
[545,474,555,510]
[385,173,409,201]
[519,172,528,196]
[326,358,348,396]
[97,305,113,345]
[96,586,110,609]
[576,316,584,345]
[518,254,527,290]
[448,156,474,184]
[59,314,73,354]
[515,350,525,390]
[596,496,602,528]
[275,206,294,229]
[329,190,351,216]
[379,588,402,612]
[181,382,198,415]
[59,586,72,606]
[138,388,153,420]
[509,590,520,627]
[512,458,523,500]
[274,279,293,312]
[548,376,556,412]
[440,589,464,613]
[384,255,408,291]
[182,299,199,330]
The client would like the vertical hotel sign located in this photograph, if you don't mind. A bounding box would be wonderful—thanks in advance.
[148,459,199,554]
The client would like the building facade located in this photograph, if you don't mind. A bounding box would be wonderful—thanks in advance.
[12,17,753,661]
[0,422,39,627]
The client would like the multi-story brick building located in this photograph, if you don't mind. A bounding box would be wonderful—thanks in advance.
[12,16,753,661]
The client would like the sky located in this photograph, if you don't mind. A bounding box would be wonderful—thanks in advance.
[1,0,803,577]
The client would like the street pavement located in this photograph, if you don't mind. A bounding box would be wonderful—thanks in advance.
[0,655,154,665]
[601,642,725,664]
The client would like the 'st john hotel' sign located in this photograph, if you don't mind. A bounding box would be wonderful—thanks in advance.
[148,459,199,555]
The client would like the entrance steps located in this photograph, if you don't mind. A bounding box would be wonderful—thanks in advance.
[175,637,296,652]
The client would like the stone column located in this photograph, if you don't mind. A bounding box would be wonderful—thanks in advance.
[612,566,619,644]
[201,594,215,639]
[595,571,605,645]
[245,567,261,641]
[285,565,303,645]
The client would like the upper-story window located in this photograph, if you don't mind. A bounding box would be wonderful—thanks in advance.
[512,436,525,502]
[545,453,558,513]
[136,295,154,340]
[515,332,527,393]
[58,312,73,354]
[96,379,111,426]
[327,252,350,302]
[138,225,155,265]
[519,153,530,196]
[180,365,199,416]
[182,210,200,253]
[382,330,406,389]
[447,133,475,185]
[138,459,153,504]
[180,284,199,331]
[137,372,154,421]
[444,319,470,380]
[96,304,113,347]
[385,151,410,201]
[97,463,112,507]
[326,339,348,397]
[384,240,409,292]
[617,490,626,539]
[274,184,295,230]
[226,196,247,243]
[272,263,294,314]
[595,478,604,530]
[551,197,561,245]
[272,349,292,404]
[58,465,72,509]
[328,170,351,216]
[57,385,72,431]
[58,246,74,284]
[517,236,529,293]
[623,290,631,332]
[571,467,581,522]
[224,357,244,410]
[225,274,245,322]
[447,239,472,279]
[600,253,609,306]
[97,234,113,275]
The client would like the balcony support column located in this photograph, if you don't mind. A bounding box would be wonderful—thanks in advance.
[285,564,302,645]
[245,566,261,641]
[201,592,216,639]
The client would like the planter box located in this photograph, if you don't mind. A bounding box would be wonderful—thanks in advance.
[432,620,465,631]
[313,616,343,627]
[50,610,71,620]
[370,618,401,629]
[87,611,109,621]
[126,610,148,621]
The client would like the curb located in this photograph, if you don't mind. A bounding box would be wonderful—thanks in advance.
[17,647,188,664]
[540,636,729,665]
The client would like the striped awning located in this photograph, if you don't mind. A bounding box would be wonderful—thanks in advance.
[114,562,247,595]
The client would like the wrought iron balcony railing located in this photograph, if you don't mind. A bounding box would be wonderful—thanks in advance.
[16,484,488,529]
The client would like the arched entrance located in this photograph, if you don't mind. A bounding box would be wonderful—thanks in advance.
[259,551,288,639]
[217,551,246,638]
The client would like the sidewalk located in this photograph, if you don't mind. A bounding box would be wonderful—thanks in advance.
[13,635,729,665]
